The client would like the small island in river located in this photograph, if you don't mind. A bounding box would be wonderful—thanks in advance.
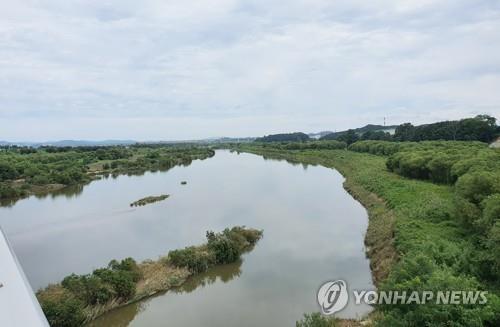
[36,226,263,326]
[130,194,169,207]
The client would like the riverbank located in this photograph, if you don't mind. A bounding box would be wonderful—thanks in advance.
[235,146,397,286]
[0,146,215,206]
[36,226,263,327]
[234,144,499,326]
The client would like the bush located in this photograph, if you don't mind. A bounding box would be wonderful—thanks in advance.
[296,313,337,327]
[168,247,215,273]
[168,227,263,271]
[455,172,499,205]
[40,292,85,327]
[378,255,499,327]
[0,183,20,199]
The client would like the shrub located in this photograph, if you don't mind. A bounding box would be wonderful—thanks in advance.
[168,246,215,273]
[39,292,85,327]
[455,172,499,205]
[296,313,337,327]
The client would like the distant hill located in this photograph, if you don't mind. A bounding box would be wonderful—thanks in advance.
[308,131,334,139]
[320,124,397,140]
[199,137,256,143]
[255,132,310,143]
[0,139,136,147]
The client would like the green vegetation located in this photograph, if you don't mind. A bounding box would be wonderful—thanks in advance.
[37,226,262,326]
[296,313,339,327]
[320,124,397,141]
[234,141,500,326]
[255,140,347,150]
[321,129,360,145]
[167,227,263,273]
[255,132,310,142]
[393,115,498,142]
[130,194,169,207]
[0,144,214,203]
[320,115,498,143]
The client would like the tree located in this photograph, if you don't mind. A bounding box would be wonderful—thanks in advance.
[336,129,359,145]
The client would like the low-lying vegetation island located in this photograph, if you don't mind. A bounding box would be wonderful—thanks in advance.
[36,226,262,327]
[130,194,169,207]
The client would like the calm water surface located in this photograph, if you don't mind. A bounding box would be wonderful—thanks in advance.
[0,150,374,326]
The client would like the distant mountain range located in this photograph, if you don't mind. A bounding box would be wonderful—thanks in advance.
[0,140,137,147]
[319,124,398,139]
[0,137,257,147]
[307,131,334,139]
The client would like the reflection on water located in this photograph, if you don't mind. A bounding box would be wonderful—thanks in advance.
[0,160,199,207]
[89,260,243,327]
[0,150,374,326]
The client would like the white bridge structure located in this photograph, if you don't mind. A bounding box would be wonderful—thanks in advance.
[0,227,49,326]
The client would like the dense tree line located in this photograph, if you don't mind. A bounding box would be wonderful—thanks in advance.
[320,124,397,142]
[393,115,498,142]
[319,115,498,144]
[255,132,310,142]
[0,145,215,200]
[257,140,347,150]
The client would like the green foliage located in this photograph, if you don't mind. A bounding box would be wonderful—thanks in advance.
[296,313,337,327]
[258,140,346,150]
[39,292,86,327]
[455,172,500,205]
[0,144,214,200]
[0,183,20,198]
[378,255,499,327]
[336,129,359,145]
[394,115,497,142]
[255,132,311,143]
[168,227,263,272]
[234,143,500,326]
[0,162,19,180]
[321,129,359,145]
[60,258,140,306]
[361,130,392,141]
[168,246,215,273]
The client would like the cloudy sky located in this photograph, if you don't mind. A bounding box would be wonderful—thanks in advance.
[1,0,500,141]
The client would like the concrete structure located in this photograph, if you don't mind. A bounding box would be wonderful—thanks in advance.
[0,227,49,326]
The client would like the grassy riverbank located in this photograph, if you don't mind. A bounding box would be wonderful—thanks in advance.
[0,145,214,205]
[37,226,262,327]
[234,143,500,326]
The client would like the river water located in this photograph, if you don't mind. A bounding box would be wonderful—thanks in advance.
[0,150,374,326]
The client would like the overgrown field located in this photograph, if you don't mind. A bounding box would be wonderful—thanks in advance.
[234,141,500,326]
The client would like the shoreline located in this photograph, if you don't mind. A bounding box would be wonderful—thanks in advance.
[37,227,263,326]
[233,147,398,325]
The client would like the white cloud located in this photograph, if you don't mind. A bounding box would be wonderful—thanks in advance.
[0,0,499,140]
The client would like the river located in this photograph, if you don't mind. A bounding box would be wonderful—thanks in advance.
[0,150,374,326]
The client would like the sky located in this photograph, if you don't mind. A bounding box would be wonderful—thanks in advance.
[1,0,500,141]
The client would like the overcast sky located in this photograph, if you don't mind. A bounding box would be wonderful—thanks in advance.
[1,0,500,141]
